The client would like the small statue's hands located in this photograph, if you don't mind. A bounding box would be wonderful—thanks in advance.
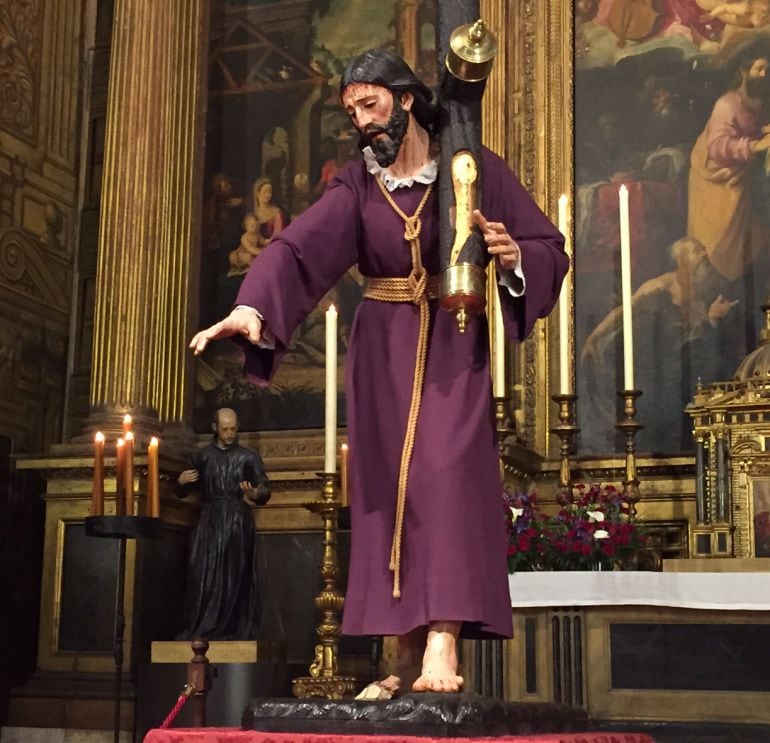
[189,307,262,356]
[241,480,260,504]
[242,480,270,506]
[178,469,199,485]
[473,209,521,271]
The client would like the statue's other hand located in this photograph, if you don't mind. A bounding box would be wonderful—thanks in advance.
[242,480,270,506]
[178,469,199,485]
[189,307,262,356]
[473,209,521,271]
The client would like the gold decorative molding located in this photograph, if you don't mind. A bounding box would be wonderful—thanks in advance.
[481,2,575,457]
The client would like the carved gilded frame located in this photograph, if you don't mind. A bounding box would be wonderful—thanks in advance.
[482,0,573,459]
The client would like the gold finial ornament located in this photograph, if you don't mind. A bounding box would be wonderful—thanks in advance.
[446,19,498,83]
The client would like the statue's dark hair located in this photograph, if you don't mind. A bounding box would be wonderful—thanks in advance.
[340,48,436,133]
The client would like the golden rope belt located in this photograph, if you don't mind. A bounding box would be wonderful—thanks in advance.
[365,177,433,599]
[363,275,440,302]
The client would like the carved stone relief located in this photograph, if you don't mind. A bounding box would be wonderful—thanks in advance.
[0,227,69,312]
[0,0,42,141]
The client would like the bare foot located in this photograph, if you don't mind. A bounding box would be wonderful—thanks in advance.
[412,621,464,693]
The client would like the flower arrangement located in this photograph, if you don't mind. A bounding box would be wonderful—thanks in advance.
[503,484,648,572]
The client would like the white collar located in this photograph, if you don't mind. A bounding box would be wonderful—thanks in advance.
[363,146,437,192]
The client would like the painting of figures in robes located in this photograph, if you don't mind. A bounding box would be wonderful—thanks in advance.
[194,0,438,432]
[575,1,770,456]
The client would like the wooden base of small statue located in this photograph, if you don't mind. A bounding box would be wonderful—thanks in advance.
[243,692,589,737]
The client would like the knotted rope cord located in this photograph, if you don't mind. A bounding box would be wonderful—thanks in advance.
[373,176,433,598]
[364,275,440,301]
[159,683,195,729]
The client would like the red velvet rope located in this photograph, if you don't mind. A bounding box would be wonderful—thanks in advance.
[160,684,195,729]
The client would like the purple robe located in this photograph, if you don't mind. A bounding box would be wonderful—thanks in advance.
[236,148,567,639]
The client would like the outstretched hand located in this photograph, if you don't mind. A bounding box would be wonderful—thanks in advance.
[473,209,521,271]
[189,307,262,356]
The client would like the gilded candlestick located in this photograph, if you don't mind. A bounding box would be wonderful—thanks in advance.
[616,389,643,517]
[292,471,357,699]
[550,393,578,506]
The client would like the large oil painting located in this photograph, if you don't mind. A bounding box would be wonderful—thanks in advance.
[575,1,770,456]
[194,0,437,432]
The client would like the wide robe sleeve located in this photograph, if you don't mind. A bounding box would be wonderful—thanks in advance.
[481,148,568,341]
[234,172,361,384]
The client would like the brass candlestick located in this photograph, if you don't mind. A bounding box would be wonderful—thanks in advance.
[493,395,513,469]
[292,472,357,700]
[550,394,578,507]
[616,390,643,517]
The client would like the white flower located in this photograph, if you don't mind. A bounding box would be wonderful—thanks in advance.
[510,507,524,521]
[587,510,605,523]
[595,529,610,540]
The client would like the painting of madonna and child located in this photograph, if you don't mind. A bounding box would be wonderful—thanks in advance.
[576,1,770,456]
[194,0,438,433]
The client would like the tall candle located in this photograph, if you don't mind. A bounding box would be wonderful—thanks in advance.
[325,304,338,473]
[147,437,160,518]
[124,431,135,515]
[557,194,571,395]
[116,438,126,516]
[618,185,634,390]
[92,431,105,516]
[493,287,505,397]
[340,443,349,508]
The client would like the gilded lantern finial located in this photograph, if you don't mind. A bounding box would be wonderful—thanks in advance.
[446,19,498,82]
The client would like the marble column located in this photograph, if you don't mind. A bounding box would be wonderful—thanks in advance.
[89,0,209,437]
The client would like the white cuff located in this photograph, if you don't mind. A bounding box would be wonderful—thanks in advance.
[497,263,526,297]
[233,305,276,350]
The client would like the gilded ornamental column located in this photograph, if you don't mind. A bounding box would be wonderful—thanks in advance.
[90,0,209,434]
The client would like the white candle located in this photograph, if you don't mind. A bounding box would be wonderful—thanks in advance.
[325,304,338,473]
[618,185,634,390]
[493,285,505,397]
[557,194,570,395]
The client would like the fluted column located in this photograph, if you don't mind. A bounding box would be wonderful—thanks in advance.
[90,0,208,434]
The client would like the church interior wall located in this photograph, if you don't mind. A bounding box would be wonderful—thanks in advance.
[0,0,94,722]
[4,0,770,738]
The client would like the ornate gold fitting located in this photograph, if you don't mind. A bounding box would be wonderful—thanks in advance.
[439,262,487,333]
[446,19,498,83]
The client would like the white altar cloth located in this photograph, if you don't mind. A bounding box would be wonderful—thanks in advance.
[509,571,770,611]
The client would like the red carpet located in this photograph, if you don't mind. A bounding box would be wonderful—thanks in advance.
[143,730,654,743]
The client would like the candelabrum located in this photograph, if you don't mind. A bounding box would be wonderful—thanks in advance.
[86,505,163,743]
[292,472,357,700]
[616,389,643,517]
[550,394,578,507]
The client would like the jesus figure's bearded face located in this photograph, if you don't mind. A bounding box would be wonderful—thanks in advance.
[342,83,410,167]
